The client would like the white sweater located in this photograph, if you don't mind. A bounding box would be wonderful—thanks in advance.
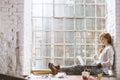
[94,44,114,74]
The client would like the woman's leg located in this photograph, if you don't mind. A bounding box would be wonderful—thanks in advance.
[82,65,103,75]
[49,63,103,75]
[59,65,103,75]
[60,65,84,75]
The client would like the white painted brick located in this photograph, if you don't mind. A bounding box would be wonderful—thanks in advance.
[17,0,24,4]
[106,0,120,78]
[0,0,24,77]
[1,7,9,12]
[9,0,18,4]
[17,4,24,12]
[9,7,17,12]
[0,12,12,16]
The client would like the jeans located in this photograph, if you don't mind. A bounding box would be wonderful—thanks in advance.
[61,65,103,75]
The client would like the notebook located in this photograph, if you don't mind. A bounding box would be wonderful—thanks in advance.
[76,55,85,65]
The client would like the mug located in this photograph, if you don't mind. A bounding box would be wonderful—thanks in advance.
[82,71,90,80]
[97,73,102,80]
[108,70,113,75]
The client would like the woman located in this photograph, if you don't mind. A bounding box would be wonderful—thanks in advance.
[48,32,115,75]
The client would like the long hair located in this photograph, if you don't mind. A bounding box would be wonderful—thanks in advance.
[98,32,113,54]
[99,32,116,72]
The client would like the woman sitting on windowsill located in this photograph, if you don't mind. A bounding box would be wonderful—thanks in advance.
[48,32,115,75]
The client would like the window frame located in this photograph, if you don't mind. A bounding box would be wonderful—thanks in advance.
[31,0,106,70]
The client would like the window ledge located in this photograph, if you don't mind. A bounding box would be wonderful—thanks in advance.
[31,70,51,75]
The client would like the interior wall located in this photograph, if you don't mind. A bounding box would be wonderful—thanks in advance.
[107,0,120,79]
[0,0,24,77]
[115,0,120,79]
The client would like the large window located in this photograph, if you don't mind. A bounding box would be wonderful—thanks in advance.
[32,0,106,70]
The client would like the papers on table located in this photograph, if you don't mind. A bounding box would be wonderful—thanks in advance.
[26,72,67,80]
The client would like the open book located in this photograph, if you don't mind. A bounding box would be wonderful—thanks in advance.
[76,55,85,65]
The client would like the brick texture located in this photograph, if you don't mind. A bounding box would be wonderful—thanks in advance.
[107,0,120,79]
[115,0,120,78]
[0,0,23,78]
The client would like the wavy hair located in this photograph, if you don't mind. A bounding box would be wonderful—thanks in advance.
[98,32,113,54]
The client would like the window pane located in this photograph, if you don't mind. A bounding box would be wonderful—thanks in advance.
[33,59,42,69]
[35,38,42,48]
[65,45,74,58]
[43,0,53,3]
[75,45,85,57]
[43,5,53,17]
[85,0,95,3]
[75,5,84,16]
[96,5,105,17]
[76,19,84,30]
[86,32,95,43]
[64,5,74,17]
[86,45,95,57]
[35,32,43,48]
[32,0,42,4]
[35,48,42,57]
[54,4,64,17]
[75,32,86,43]
[43,18,51,30]
[75,0,83,4]
[53,18,64,30]
[65,0,74,5]
[97,18,105,30]
[54,59,63,65]
[32,5,42,16]
[55,0,64,4]
[86,5,95,17]
[42,58,51,69]
[64,19,74,30]
[33,18,42,30]
[65,31,74,43]
[65,59,74,66]
[54,32,64,43]
[96,0,105,3]
[43,46,51,56]
[33,59,51,69]
[96,32,101,43]
[86,19,95,30]
[43,31,51,43]
[86,59,94,65]
[54,46,64,57]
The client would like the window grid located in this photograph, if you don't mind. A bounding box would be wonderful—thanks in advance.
[32,0,106,69]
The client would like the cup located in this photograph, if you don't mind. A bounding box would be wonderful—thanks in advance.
[82,71,90,80]
[108,70,113,76]
[97,73,102,80]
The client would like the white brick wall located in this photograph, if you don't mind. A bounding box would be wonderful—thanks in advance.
[0,0,24,78]
[115,0,120,79]
[107,0,120,79]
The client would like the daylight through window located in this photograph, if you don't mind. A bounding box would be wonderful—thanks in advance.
[31,0,106,70]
